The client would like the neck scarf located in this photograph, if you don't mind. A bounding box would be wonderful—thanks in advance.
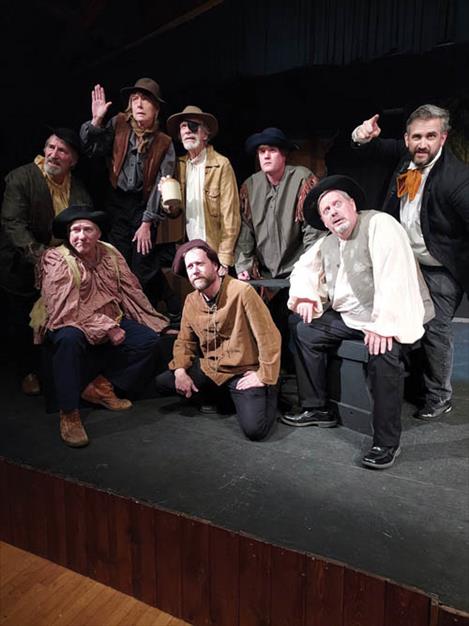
[126,109,159,153]
[34,155,71,216]
[396,168,422,201]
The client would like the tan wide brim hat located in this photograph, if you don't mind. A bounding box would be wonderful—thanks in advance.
[166,105,219,139]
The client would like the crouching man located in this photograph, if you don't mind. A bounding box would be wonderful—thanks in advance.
[282,176,434,469]
[155,239,281,441]
[36,205,170,447]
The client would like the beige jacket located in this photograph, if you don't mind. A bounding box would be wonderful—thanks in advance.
[177,145,241,267]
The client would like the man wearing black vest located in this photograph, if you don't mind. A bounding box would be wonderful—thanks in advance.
[80,78,180,316]
[351,104,469,420]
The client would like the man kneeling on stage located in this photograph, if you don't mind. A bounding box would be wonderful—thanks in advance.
[282,176,434,469]
[36,205,170,448]
[155,239,281,441]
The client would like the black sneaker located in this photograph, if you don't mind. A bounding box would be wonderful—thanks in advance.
[414,399,452,421]
[362,445,401,469]
[280,408,337,428]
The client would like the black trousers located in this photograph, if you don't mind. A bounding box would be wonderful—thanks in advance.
[2,288,39,378]
[290,310,404,447]
[155,359,278,441]
[47,318,161,411]
[107,187,181,314]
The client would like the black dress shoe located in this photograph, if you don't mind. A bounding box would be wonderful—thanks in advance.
[362,445,401,469]
[198,404,218,415]
[414,400,452,420]
[280,408,337,428]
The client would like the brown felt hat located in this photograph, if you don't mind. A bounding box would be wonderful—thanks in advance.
[120,77,166,105]
[172,239,220,278]
[166,105,219,140]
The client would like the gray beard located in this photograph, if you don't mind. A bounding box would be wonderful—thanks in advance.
[44,161,63,177]
[334,221,350,235]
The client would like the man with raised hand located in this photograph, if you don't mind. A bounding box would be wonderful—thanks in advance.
[80,78,180,317]
[352,104,469,420]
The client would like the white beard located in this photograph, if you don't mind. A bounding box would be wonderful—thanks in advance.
[182,136,202,152]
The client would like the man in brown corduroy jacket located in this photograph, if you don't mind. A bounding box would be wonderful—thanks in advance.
[155,239,281,441]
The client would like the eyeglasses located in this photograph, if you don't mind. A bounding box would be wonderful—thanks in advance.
[182,120,202,133]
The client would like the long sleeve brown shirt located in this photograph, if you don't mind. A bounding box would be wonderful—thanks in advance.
[170,276,281,386]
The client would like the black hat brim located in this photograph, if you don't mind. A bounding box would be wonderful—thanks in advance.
[46,127,81,156]
[303,175,367,231]
[245,129,299,155]
[52,205,108,240]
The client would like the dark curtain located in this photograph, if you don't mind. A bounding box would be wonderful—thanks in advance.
[146,0,457,91]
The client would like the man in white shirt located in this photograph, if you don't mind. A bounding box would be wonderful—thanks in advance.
[166,105,240,273]
[351,104,469,420]
[282,175,433,469]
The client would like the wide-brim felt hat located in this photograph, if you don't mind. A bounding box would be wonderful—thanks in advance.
[166,105,219,139]
[52,205,108,239]
[245,127,299,155]
[172,239,221,278]
[303,175,367,231]
[120,77,166,105]
[47,127,81,156]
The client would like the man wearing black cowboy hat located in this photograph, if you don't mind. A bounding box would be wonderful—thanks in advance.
[80,78,181,318]
[282,175,433,469]
[235,127,321,281]
[0,127,91,396]
[36,205,170,448]
[164,105,240,273]
[235,127,322,368]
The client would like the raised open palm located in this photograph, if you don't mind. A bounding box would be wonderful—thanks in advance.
[91,84,112,125]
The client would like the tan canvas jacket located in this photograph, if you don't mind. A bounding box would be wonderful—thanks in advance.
[177,145,241,266]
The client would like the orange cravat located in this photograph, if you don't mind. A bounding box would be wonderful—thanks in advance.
[396,168,423,201]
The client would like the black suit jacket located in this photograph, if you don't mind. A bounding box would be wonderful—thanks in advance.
[355,139,469,295]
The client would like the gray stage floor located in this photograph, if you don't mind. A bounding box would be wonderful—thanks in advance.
[1,323,468,611]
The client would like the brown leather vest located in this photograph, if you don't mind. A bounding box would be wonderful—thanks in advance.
[109,113,172,200]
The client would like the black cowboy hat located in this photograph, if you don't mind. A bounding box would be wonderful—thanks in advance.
[245,127,299,155]
[120,77,166,105]
[172,239,220,278]
[46,127,81,155]
[303,175,367,231]
[52,205,108,239]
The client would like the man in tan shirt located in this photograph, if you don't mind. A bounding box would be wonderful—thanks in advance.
[39,205,169,448]
[155,239,281,441]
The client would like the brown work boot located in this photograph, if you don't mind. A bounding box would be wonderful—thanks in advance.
[59,409,89,447]
[81,375,132,411]
[21,373,41,396]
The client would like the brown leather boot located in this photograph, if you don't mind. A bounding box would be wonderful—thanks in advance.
[60,409,89,447]
[81,375,132,411]
[21,373,41,396]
